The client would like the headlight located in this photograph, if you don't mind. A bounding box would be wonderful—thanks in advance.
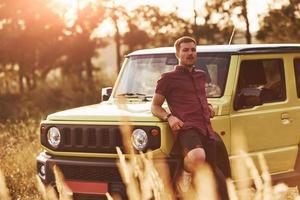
[40,165,46,176]
[131,129,148,151]
[47,127,61,148]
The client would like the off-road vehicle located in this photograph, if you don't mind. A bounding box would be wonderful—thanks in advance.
[37,44,300,199]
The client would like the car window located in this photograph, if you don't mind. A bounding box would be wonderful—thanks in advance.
[234,59,286,110]
[196,55,230,97]
[293,58,300,98]
[114,54,230,98]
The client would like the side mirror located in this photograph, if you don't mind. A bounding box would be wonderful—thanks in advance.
[234,87,263,110]
[101,87,112,101]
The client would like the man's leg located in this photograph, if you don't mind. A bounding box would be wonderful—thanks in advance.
[213,132,231,178]
[178,129,207,173]
[177,130,229,199]
[177,129,206,192]
[213,167,229,200]
[205,135,229,200]
[184,147,206,172]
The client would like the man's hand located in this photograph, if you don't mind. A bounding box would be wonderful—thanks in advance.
[208,104,215,118]
[167,115,184,133]
[151,93,184,132]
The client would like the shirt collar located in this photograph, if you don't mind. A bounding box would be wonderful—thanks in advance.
[175,65,195,73]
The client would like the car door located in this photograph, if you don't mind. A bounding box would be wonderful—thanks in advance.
[290,56,300,173]
[230,54,299,175]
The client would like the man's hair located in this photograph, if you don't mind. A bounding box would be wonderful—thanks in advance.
[174,36,197,52]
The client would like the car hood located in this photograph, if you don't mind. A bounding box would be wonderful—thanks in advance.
[46,101,161,122]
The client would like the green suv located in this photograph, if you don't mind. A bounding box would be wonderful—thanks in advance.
[37,44,300,199]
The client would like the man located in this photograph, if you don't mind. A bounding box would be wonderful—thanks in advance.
[151,36,229,199]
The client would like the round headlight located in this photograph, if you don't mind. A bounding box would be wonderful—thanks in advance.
[40,165,46,176]
[47,127,61,148]
[131,129,148,151]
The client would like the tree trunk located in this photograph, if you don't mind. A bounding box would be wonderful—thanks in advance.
[18,64,24,94]
[193,1,200,43]
[242,0,252,44]
[114,21,121,73]
[25,75,31,90]
[86,58,94,90]
[31,72,37,90]
[112,9,122,73]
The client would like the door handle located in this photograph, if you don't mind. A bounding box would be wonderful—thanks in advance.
[281,113,292,124]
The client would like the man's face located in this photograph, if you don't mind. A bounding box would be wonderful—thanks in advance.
[176,42,197,67]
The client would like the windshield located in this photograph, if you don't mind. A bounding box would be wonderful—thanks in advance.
[114,54,230,98]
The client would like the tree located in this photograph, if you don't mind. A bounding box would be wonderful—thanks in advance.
[122,21,150,53]
[203,0,252,44]
[129,5,191,47]
[101,4,191,72]
[99,1,129,72]
[109,4,127,72]
[60,2,106,89]
[0,0,108,93]
[234,0,252,44]
[0,0,65,93]
[256,0,300,43]
[193,1,235,44]
[99,3,235,74]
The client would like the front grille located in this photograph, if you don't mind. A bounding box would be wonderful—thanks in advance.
[41,124,161,153]
[60,126,123,153]
[58,164,122,182]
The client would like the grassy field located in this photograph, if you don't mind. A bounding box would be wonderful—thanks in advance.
[0,120,299,200]
[0,119,42,199]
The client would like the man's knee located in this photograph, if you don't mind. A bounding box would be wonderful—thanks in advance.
[185,148,206,165]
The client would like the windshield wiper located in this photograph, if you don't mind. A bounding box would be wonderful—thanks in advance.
[116,93,152,101]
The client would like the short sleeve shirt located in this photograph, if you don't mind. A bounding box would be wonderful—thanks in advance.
[155,65,215,139]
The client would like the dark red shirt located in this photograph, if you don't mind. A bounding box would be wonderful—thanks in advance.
[155,65,215,139]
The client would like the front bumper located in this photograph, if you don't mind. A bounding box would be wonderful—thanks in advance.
[36,152,182,196]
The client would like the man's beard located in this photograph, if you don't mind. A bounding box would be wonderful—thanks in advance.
[179,57,196,68]
[184,59,195,67]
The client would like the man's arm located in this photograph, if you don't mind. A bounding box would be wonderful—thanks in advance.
[151,93,169,120]
[151,93,184,132]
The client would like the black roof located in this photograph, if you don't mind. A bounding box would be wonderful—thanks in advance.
[127,44,300,56]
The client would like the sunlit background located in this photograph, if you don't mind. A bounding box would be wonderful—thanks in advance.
[49,0,289,34]
[0,1,299,199]
[0,0,298,120]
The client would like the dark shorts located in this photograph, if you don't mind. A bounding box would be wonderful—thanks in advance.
[178,128,217,166]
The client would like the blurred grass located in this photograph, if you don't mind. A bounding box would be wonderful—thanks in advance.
[0,119,42,199]
[0,119,299,199]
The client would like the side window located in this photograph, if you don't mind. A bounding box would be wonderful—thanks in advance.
[234,59,286,110]
[294,58,300,97]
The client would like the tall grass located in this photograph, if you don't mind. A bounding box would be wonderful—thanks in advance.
[1,119,299,200]
[0,169,11,200]
[115,148,299,200]
[0,119,42,199]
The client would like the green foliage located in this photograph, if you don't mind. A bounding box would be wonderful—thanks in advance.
[257,0,300,43]
[0,94,23,120]
[128,5,192,47]
[0,75,107,121]
[0,0,107,94]
[200,0,251,44]
[122,22,151,53]
[0,0,66,93]
[60,3,107,88]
